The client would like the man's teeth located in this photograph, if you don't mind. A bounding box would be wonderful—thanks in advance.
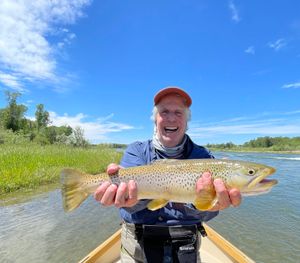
[165,127,178,132]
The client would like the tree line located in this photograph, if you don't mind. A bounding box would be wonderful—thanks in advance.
[206,136,300,151]
[2,91,299,151]
[0,91,88,146]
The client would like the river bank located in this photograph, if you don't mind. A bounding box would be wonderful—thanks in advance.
[208,147,300,154]
[0,144,122,195]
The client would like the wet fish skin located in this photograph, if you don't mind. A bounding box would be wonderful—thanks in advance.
[61,159,277,212]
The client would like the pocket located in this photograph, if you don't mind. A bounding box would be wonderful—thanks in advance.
[177,243,197,263]
[172,234,198,263]
[143,236,166,263]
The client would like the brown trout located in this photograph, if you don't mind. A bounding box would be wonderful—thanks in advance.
[61,159,277,212]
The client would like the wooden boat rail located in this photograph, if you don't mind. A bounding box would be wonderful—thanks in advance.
[79,223,255,263]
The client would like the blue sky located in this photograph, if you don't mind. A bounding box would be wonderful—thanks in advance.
[0,0,299,145]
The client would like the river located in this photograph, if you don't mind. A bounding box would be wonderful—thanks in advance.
[0,152,299,263]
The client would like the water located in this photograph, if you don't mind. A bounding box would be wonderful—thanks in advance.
[0,152,299,263]
[0,191,120,263]
[210,152,300,263]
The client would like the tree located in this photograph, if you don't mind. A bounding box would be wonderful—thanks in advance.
[0,108,6,128]
[71,126,89,147]
[35,104,50,131]
[2,91,27,132]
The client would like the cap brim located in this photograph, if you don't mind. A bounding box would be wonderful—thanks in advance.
[154,87,192,107]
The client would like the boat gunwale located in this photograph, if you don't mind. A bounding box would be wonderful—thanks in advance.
[78,223,255,263]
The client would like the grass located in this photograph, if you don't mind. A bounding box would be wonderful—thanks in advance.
[0,144,122,195]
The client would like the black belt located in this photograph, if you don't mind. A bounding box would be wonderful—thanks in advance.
[131,223,207,241]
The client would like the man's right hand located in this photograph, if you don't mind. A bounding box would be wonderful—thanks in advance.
[93,163,138,208]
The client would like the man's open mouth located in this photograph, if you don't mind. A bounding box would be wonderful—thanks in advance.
[164,127,178,133]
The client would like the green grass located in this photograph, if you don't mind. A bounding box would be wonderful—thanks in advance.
[0,144,122,195]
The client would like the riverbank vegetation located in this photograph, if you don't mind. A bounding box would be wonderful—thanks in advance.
[0,91,90,146]
[206,136,300,153]
[0,91,123,195]
[0,144,122,195]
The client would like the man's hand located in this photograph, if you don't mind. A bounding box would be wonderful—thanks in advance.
[196,172,242,211]
[93,163,138,208]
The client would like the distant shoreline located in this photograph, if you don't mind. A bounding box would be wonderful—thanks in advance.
[208,148,300,155]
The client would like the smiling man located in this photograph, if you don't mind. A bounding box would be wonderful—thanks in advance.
[152,87,192,154]
[94,86,242,263]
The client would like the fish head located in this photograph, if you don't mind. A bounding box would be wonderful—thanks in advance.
[226,161,278,196]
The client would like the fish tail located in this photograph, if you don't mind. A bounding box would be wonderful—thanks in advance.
[61,168,91,212]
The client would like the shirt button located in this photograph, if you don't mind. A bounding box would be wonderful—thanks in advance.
[158,216,163,221]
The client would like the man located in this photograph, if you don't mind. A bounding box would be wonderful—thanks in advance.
[94,87,242,262]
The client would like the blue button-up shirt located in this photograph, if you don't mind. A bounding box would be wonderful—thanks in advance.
[119,136,219,225]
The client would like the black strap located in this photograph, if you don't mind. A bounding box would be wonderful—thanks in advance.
[134,223,207,238]
[197,223,207,237]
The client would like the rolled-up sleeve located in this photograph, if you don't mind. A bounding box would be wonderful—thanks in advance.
[120,142,147,168]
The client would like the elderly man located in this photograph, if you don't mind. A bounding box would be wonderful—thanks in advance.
[94,87,241,263]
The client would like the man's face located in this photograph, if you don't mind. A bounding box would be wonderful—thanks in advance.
[155,94,188,147]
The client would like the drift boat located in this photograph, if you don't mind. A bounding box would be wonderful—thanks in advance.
[78,224,255,263]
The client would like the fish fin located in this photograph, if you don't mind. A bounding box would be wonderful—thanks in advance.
[193,190,217,211]
[61,168,90,212]
[147,199,169,210]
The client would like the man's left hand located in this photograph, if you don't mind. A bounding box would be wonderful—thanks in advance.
[196,172,242,211]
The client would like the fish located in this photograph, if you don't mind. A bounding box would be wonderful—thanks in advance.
[61,159,277,212]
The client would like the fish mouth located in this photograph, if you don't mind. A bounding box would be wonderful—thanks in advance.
[247,166,277,189]
[243,178,278,196]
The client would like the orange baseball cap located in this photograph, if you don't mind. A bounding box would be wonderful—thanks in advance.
[154,86,192,107]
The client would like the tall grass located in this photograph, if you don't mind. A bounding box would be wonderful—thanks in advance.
[0,144,122,195]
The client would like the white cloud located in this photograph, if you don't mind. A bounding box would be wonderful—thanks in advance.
[282,82,300,89]
[49,111,134,143]
[268,38,287,51]
[245,46,255,55]
[0,71,26,92]
[228,1,240,23]
[0,0,91,91]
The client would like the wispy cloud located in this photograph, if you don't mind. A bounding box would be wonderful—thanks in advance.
[0,72,26,92]
[228,1,240,23]
[282,82,300,89]
[189,111,300,142]
[245,46,255,55]
[268,38,287,51]
[0,0,91,91]
[49,111,135,143]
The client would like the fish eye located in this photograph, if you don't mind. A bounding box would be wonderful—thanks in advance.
[248,169,256,176]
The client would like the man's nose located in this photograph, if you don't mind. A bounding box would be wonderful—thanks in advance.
[167,112,176,121]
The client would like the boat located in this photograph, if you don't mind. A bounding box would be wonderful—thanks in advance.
[79,223,255,263]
